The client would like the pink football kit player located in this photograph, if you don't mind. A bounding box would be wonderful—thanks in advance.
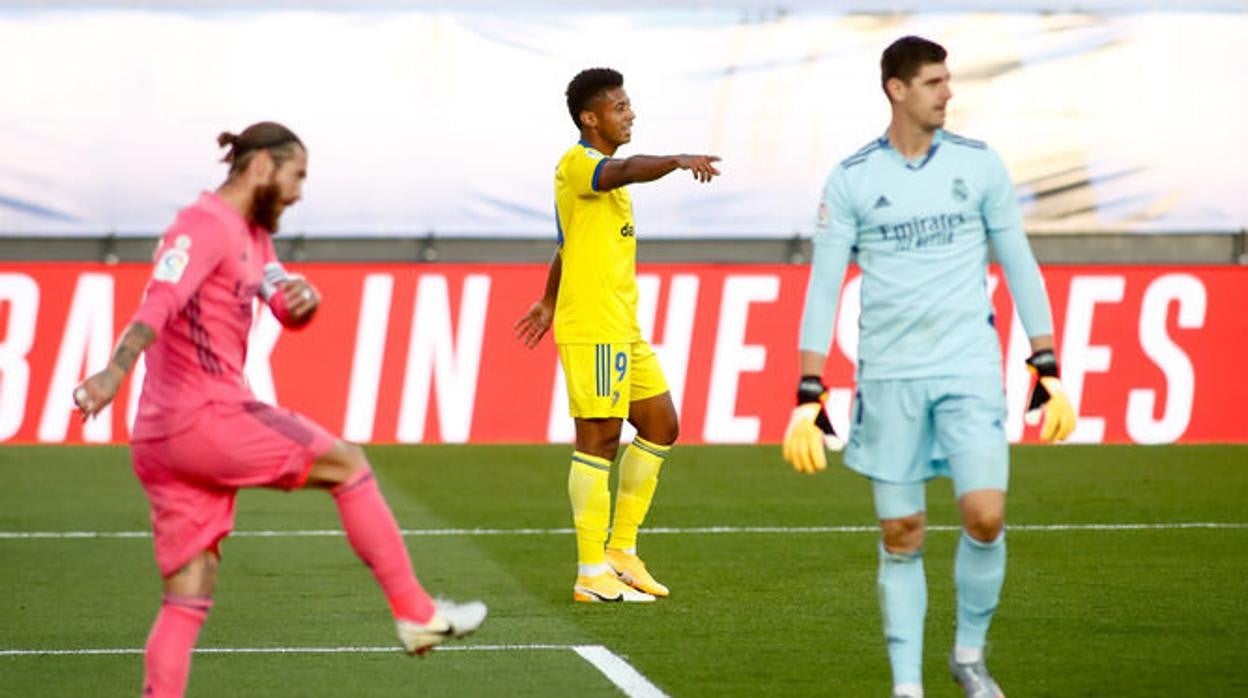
[73,122,485,698]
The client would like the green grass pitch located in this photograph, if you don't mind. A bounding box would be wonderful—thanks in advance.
[2,444,1246,696]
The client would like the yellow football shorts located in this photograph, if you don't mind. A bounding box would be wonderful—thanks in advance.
[557,341,669,419]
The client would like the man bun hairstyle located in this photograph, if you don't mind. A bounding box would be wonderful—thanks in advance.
[217,121,304,176]
[566,67,623,129]
[880,36,947,97]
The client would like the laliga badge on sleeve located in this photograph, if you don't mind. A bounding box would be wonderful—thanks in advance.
[153,248,190,282]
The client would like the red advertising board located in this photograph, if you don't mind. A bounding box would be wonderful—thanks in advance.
[0,263,1242,445]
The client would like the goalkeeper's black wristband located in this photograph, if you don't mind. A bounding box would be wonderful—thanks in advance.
[1025,349,1060,378]
[797,375,827,405]
[1024,349,1060,413]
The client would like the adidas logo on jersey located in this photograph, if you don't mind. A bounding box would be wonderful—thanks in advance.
[873,195,891,209]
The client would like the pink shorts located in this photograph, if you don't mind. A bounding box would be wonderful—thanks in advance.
[131,401,336,577]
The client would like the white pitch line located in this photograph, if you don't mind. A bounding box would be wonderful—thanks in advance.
[574,645,670,698]
[0,522,1245,540]
[0,643,668,697]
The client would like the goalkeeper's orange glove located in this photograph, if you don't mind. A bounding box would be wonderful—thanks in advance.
[1024,349,1077,442]
[782,376,844,474]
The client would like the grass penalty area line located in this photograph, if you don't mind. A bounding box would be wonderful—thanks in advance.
[1,522,1246,540]
[0,644,669,698]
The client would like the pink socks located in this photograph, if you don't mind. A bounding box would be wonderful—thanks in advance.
[333,468,436,624]
[142,594,212,698]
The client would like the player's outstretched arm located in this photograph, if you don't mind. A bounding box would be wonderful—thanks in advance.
[595,154,721,191]
[73,321,156,419]
[514,252,561,348]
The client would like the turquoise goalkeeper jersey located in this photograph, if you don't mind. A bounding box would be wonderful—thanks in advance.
[799,129,1052,380]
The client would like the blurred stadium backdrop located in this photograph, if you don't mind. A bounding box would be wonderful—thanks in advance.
[4,4,1248,698]
[1,1,1246,445]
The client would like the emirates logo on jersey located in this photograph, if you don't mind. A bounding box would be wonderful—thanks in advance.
[620,222,635,238]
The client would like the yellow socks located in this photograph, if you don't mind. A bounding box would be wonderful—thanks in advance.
[570,437,670,571]
[607,437,670,552]
[568,452,612,567]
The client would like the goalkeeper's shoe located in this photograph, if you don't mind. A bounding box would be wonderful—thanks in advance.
[605,548,670,597]
[396,598,488,656]
[574,571,656,603]
[1024,350,1076,443]
[949,653,1005,698]
[782,375,843,474]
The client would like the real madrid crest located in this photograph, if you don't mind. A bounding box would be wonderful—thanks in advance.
[952,177,968,202]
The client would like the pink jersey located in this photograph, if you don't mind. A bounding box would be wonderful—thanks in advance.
[130,192,285,441]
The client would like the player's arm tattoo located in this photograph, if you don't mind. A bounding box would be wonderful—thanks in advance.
[108,322,156,377]
[75,321,156,410]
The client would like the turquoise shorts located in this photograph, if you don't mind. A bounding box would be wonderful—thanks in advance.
[844,375,1009,519]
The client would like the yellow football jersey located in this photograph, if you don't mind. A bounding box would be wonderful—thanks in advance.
[552,141,640,344]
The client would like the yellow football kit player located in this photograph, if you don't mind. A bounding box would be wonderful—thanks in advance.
[554,141,670,602]
[515,68,720,603]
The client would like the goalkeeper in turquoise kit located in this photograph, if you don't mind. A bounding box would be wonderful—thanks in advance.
[782,36,1076,698]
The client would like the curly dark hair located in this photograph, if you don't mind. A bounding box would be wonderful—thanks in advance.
[880,36,947,97]
[566,67,623,129]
